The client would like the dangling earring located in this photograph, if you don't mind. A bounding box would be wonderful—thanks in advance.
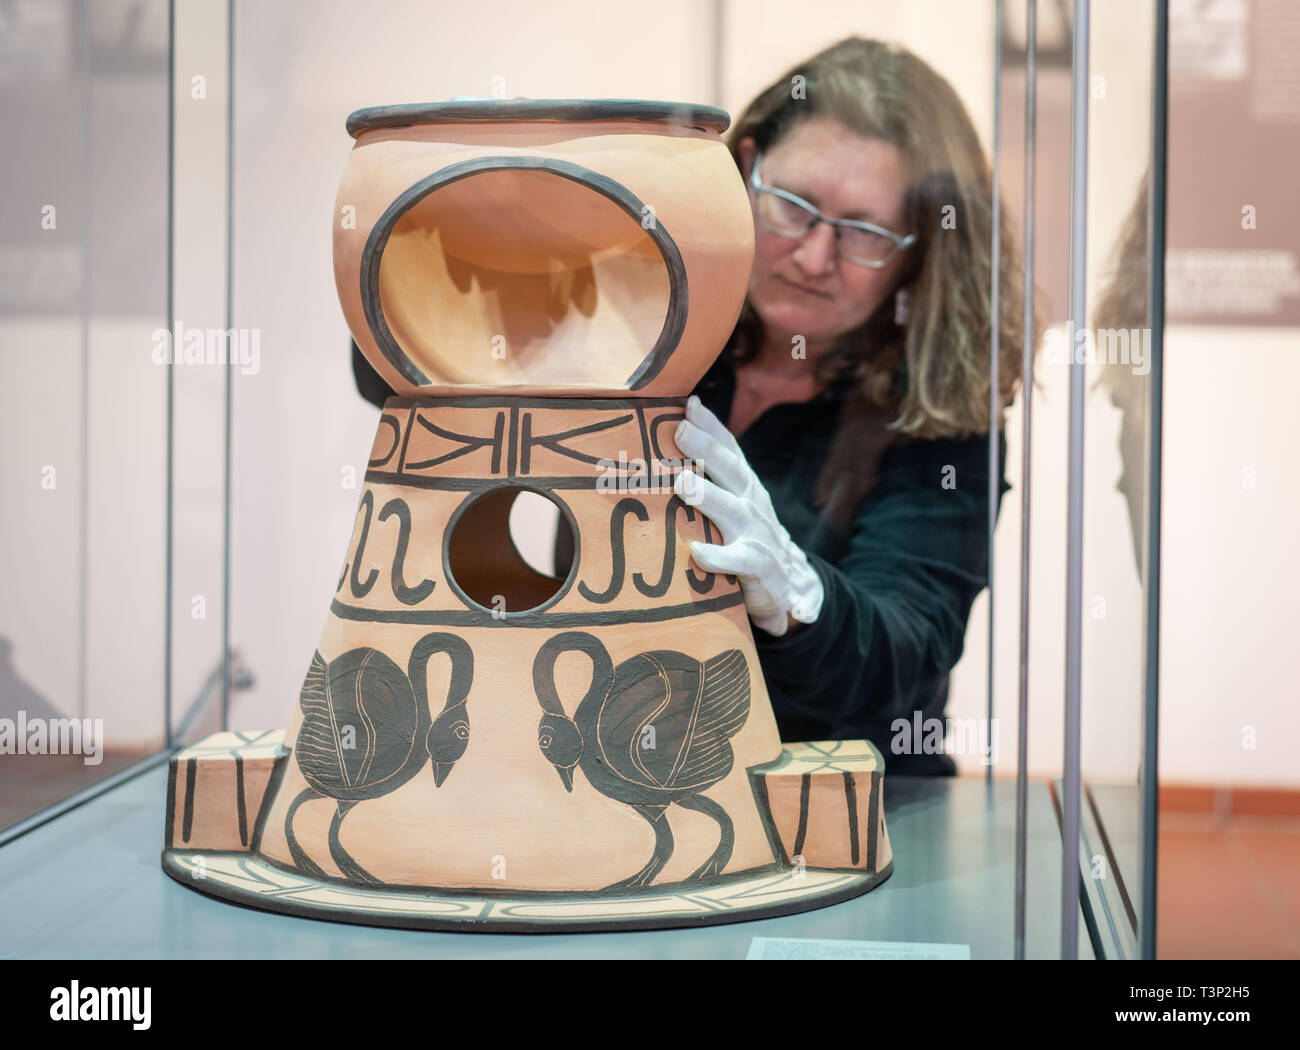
[893,287,912,326]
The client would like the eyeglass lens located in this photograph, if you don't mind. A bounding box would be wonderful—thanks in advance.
[756,192,897,265]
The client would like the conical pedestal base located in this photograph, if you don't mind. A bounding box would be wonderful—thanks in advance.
[163,733,891,932]
[161,398,892,931]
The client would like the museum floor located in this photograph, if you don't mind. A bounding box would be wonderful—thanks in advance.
[1157,787,1300,959]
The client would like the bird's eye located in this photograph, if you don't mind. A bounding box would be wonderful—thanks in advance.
[454,722,469,739]
[539,732,552,749]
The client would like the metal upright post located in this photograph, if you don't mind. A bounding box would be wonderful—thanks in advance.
[164,0,176,750]
[987,0,1004,788]
[221,1,235,731]
[77,0,91,724]
[1014,0,1037,963]
[1140,0,1169,962]
[1061,0,1090,960]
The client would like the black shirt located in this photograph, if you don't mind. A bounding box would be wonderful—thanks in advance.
[693,353,1009,776]
[351,342,1009,775]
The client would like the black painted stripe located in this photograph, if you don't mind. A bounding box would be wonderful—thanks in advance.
[866,771,881,873]
[346,99,731,138]
[747,770,789,866]
[363,470,686,492]
[385,395,686,410]
[396,406,417,473]
[328,591,743,627]
[164,759,178,848]
[507,405,518,478]
[182,758,197,844]
[489,412,504,474]
[235,753,248,847]
[248,746,291,853]
[635,405,651,463]
[844,771,860,866]
[792,773,811,860]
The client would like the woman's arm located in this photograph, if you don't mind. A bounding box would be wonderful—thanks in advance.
[751,432,1007,725]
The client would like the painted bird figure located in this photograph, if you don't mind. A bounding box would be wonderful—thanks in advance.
[533,630,750,889]
[286,632,474,884]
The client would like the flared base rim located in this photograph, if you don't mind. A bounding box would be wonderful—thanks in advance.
[162,849,892,934]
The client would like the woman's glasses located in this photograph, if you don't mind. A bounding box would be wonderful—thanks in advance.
[749,152,916,268]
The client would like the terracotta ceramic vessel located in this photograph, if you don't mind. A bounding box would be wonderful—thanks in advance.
[162,99,892,931]
[334,99,753,399]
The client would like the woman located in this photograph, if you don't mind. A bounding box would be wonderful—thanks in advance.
[352,37,1026,774]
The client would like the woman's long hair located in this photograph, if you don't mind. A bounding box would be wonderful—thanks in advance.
[726,36,1031,441]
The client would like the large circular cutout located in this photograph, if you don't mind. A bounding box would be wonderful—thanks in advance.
[364,158,687,391]
[445,486,575,615]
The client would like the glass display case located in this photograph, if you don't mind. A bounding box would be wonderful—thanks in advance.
[0,0,1168,959]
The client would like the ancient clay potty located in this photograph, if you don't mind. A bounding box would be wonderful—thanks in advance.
[162,99,892,931]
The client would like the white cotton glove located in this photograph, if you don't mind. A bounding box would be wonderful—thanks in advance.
[673,395,824,637]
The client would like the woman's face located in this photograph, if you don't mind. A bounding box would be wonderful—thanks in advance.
[738,117,911,356]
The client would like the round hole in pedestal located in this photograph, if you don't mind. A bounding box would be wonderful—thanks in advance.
[444,486,576,615]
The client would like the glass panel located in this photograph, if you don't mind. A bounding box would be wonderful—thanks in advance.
[166,0,235,746]
[0,0,170,829]
[1079,0,1157,957]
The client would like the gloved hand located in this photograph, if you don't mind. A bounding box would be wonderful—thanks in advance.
[673,395,825,637]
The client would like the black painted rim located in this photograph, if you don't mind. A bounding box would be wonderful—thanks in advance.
[347,98,730,138]
[359,155,689,392]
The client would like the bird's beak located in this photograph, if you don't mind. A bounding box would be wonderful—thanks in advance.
[556,766,574,793]
[432,762,451,787]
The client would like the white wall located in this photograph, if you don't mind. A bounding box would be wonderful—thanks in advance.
[1157,324,1300,785]
[0,318,168,748]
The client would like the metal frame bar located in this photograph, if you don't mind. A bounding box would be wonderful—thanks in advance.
[1014,0,1037,963]
[987,0,1003,789]
[164,0,176,749]
[1140,0,1169,962]
[221,0,235,731]
[711,0,726,109]
[77,0,92,723]
[1060,0,1090,960]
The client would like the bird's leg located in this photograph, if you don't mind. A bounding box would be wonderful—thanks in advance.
[606,805,672,890]
[328,800,382,885]
[676,794,734,881]
[284,787,328,880]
